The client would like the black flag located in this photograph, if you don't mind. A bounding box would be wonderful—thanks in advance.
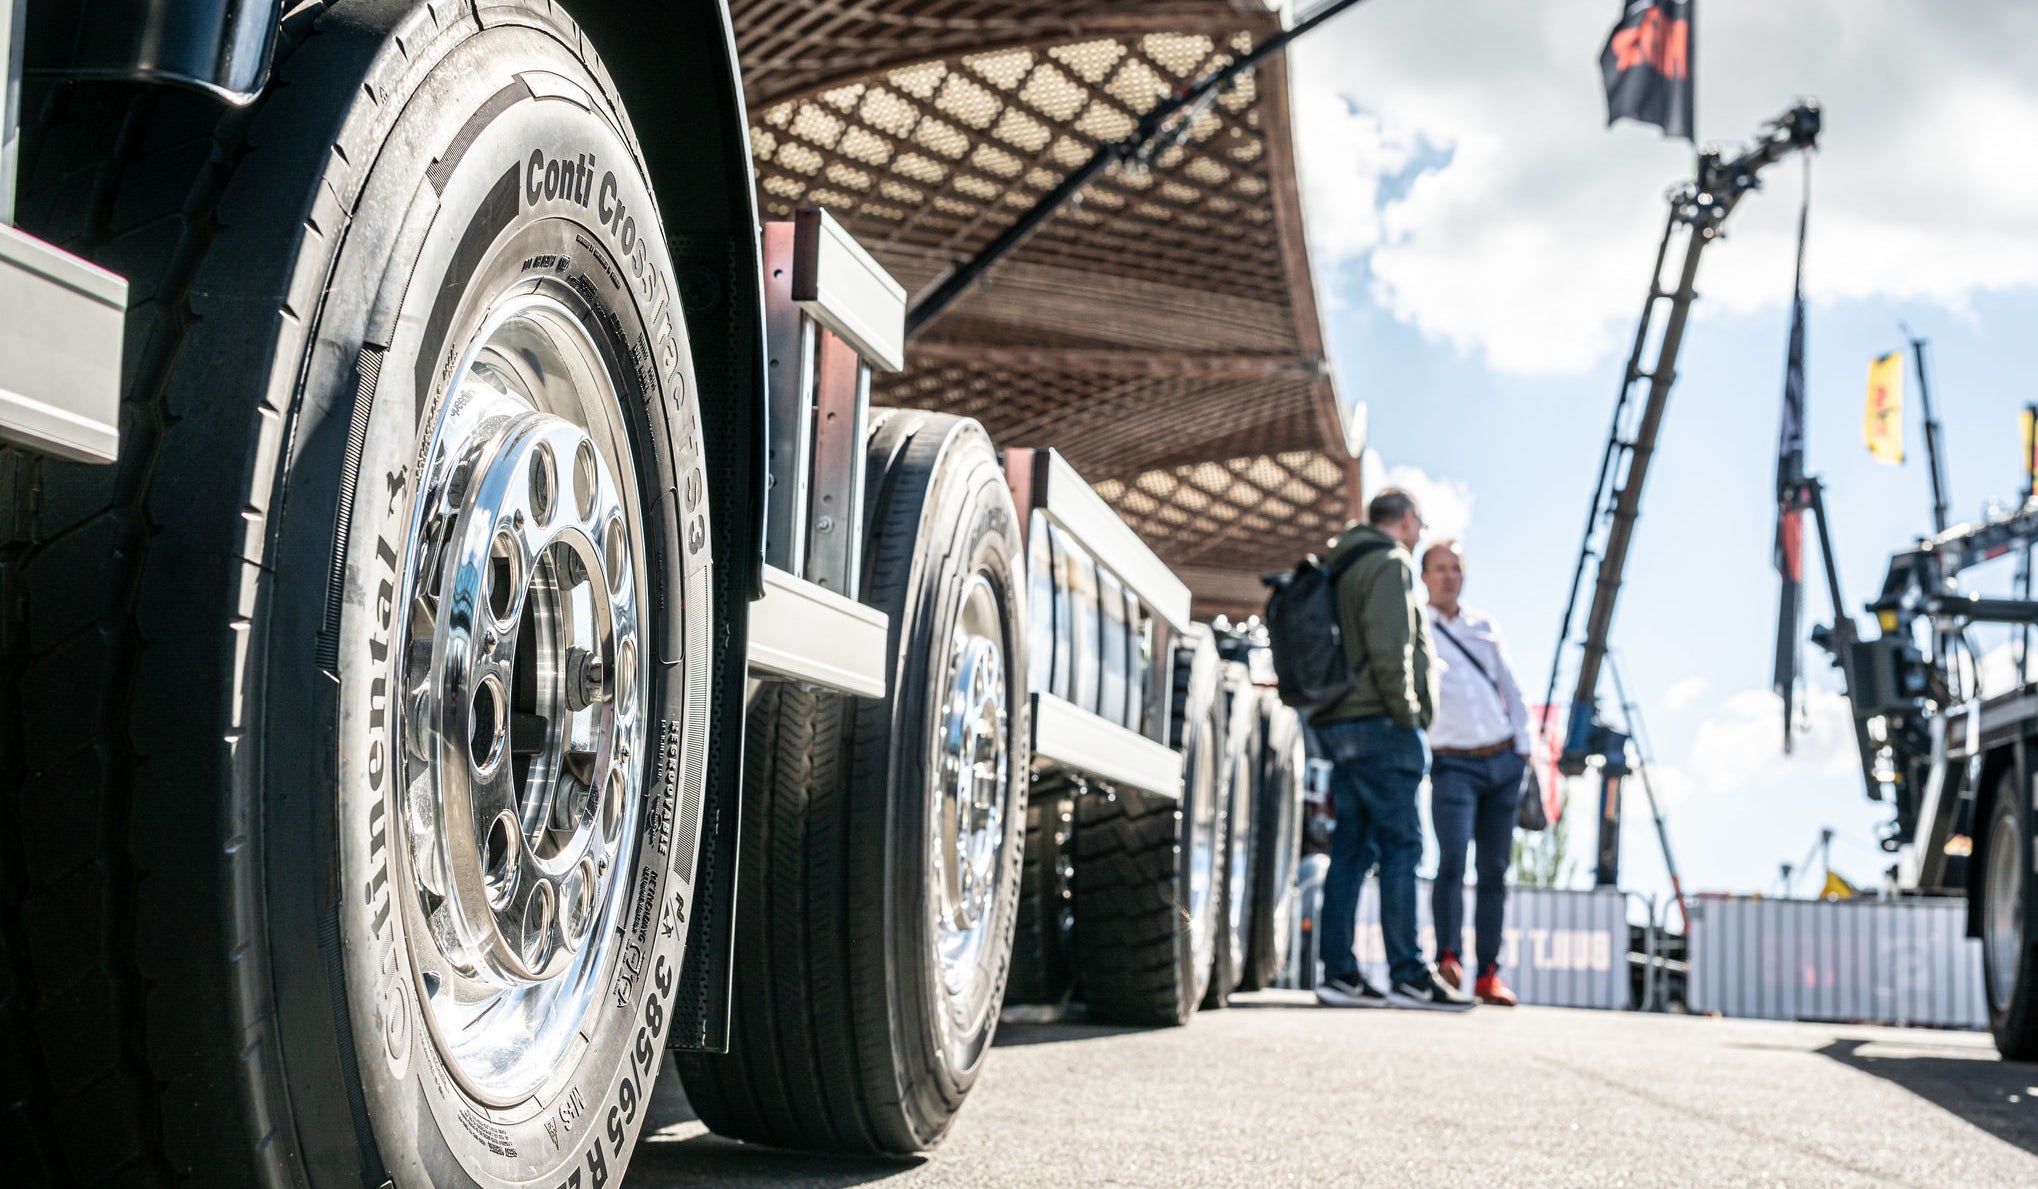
[1602,1,1694,141]
[1773,165,1811,752]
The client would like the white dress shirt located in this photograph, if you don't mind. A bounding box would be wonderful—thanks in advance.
[1426,603,1532,754]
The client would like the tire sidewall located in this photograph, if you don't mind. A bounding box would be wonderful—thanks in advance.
[273,25,709,1186]
[1177,637,1223,1012]
[1985,777,2035,1053]
[1224,682,1260,984]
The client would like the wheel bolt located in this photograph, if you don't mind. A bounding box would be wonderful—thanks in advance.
[567,648,607,711]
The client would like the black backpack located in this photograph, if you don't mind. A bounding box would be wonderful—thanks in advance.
[1262,538,1393,712]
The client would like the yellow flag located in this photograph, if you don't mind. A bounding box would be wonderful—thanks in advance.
[1821,870,1857,900]
[2023,408,2037,491]
[1864,352,1904,464]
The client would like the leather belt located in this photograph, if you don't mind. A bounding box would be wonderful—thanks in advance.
[1433,741,1514,759]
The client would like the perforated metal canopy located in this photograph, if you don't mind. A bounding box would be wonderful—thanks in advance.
[733,0,1364,616]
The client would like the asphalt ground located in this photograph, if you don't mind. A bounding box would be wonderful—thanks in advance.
[634,991,2038,1187]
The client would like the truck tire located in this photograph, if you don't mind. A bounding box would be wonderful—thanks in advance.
[1242,698,1306,991]
[1202,665,1261,1009]
[1071,625,1224,1025]
[0,6,714,1187]
[1005,774,1079,1007]
[674,410,1029,1153]
[1982,769,2038,1058]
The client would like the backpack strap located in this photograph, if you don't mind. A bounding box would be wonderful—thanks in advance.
[1326,536,1395,683]
[1327,536,1393,579]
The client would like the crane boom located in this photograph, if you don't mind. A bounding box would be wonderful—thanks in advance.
[1547,101,1821,887]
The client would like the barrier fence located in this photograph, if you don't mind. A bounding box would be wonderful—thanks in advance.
[1288,856,1629,1010]
[1684,893,1986,1030]
[1289,860,1986,1029]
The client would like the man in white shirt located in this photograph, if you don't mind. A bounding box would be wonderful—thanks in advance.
[1421,541,1532,1007]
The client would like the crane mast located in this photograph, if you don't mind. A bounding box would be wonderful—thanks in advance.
[1543,101,1821,887]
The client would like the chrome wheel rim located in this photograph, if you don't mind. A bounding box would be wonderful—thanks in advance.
[1225,741,1252,968]
[931,575,1010,1040]
[394,293,648,1105]
[1186,709,1221,984]
[1987,803,2023,1009]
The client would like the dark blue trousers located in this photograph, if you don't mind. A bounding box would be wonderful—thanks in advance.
[1430,749,1526,974]
[1316,715,1429,988]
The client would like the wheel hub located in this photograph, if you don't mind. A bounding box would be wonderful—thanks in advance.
[1986,805,2023,1009]
[933,578,1008,1005]
[393,295,648,1104]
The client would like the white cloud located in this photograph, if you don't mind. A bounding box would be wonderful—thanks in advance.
[1638,761,1696,810]
[1688,687,1858,793]
[1663,676,1710,713]
[1291,1,2038,375]
[1359,446,1476,543]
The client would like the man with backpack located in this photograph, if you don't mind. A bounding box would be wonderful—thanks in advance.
[1307,489,1471,1011]
[1422,539,1532,1007]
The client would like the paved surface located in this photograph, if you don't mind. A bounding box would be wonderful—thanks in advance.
[636,992,2038,1187]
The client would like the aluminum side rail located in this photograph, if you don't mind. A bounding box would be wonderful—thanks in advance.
[0,7,127,464]
[1009,447,1189,799]
[1031,690,1182,799]
[746,564,887,698]
[746,207,903,699]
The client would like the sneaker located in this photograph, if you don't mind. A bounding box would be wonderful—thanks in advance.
[1387,965,1475,1011]
[1475,967,1518,1007]
[1315,972,1389,1008]
[1436,950,1465,992]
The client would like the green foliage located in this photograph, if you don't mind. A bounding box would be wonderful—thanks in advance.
[1510,782,1575,888]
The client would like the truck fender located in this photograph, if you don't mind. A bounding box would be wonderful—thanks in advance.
[558,0,770,1052]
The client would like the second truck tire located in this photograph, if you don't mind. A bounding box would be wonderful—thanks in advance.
[674,411,1030,1153]
[1242,697,1308,991]
[1982,768,2038,1059]
[1203,663,1262,1009]
[1071,625,1225,1025]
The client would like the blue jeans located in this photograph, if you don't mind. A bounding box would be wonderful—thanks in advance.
[1430,750,1527,974]
[1316,715,1429,988]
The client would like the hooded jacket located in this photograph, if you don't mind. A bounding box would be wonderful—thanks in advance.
[1311,522,1438,730]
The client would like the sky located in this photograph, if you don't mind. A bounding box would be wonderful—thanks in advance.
[1287,0,2038,907]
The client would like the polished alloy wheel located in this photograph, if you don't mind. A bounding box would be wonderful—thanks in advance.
[395,294,648,1105]
[1987,803,2023,1009]
[1186,720,1221,985]
[931,576,1010,1047]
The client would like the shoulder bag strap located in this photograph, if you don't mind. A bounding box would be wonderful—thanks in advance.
[1432,618,1502,695]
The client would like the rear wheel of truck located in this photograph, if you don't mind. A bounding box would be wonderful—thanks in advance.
[1071,625,1224,1025]
[1241,698,1306,991]
[673,410,1029,1154]
[1983,770,2038,1059]
[0,7,714,1186]
[1203,665,1261,1009]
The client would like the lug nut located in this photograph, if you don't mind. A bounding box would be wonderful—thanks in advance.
[567,648,607,711]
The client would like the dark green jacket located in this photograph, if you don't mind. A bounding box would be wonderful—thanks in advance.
[1311,523,1437,729]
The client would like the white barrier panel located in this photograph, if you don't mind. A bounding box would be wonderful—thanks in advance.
[1686,894,1986,1029]
[1345,877,1630,1010]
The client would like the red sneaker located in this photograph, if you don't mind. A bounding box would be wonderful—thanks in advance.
[1474,967,1517,1007]
[1436,951,1465,992]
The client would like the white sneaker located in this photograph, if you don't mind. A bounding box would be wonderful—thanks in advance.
[1315,972,1389,1008]
[1387,965,1475,1012]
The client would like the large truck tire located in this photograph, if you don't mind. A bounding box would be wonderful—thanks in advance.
[1242,697,1307,991]
[1982,768,2038,1059]
[674,410,1029,1153]
[1202,664,1261,1009]
[0,6,715,1186]
[1005,774,1079,1007]
[1070,625,1224,1025]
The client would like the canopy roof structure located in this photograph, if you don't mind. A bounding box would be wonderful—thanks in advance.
[732,0,1365,616]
